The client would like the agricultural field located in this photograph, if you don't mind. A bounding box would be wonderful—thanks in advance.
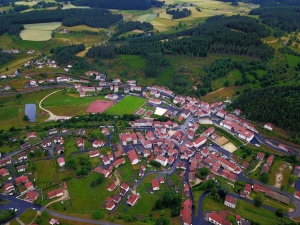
[0,106,19,121]
[20,22,62,41]
[105,96,147,115]
[59,25,107,33]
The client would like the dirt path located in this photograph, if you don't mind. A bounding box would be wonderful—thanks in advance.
[275,163,287,188]
[45,189,70,208]
[29,211,40,225]
[15,217,24,225]
[249,160,264,173]
[39,90,71,122]
[114,170,122,185]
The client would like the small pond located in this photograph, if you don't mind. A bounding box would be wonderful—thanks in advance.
[25,104,36,122]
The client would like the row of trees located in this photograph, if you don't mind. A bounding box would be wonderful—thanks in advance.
[0,8,123,36]
[232,86,300,133]
[86,45,116,59]
[62,0,152,10]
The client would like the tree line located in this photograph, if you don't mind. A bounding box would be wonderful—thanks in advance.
[50,44,85,65]
[59,0,152,10]
[112,21,153,38]
[166,8,192,19]
[0,8,122,36]
[232,86,300,134]
[0,48,15,66]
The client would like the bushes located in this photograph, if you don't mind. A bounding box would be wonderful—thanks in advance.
[92,210,103,219]
[90,174,105,187]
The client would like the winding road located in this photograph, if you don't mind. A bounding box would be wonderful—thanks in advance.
[38,90,71,122]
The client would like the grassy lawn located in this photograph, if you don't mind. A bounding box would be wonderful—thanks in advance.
[117,174,158,216]
[65,137,79,155]
[119,55,146,70]
[18,208,37,224]
[191,189,204,216]
[117,156,139,187]
[41,91,102,116]
[249,192,295,212]
[105,96,147,115]
[34,159,58,189]
[202,195,291,225]
[269,160,292,188]
[0,106,19,121]
[66,172,116,213]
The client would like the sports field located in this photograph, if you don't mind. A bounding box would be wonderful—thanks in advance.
[136,108,146,115]
[86,100,114,113]
[105,96,146,115]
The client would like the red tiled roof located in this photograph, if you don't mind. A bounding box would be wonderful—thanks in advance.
[127,149,138,164]
[152,179,159,189]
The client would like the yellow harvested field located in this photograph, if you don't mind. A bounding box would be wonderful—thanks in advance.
[157,12,173,20]
[62,3,89,9]
[76,49,89,57]
[132,29,143,33]
[216,136,229,146]
[222,142,237,153]
[20,22,62,41]
[202,87,238,102]
[15,1,37,6]
[59,25,106,32]
[151,17,178,32]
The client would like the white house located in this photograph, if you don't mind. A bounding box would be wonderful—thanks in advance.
[224,195,237,209]
[264,123,273,131]
[155,155,168,167]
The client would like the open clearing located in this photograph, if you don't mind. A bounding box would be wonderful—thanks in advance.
[59,25,106,33]
[20,22,62,41]
[105,96,147,115]
[222,142,237,153]
[215,136,229,146]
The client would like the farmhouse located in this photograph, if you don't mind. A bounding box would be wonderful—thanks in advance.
[4,183,15,194]
[89,150,100,158]
[264,123,273,131]
[26,191,39,202]
[224,195,237,209]
[15,175,29,185]
[113,158,125,168]
[92,140,105,148]
[127,194,139,206]
[120,133,138,145]
[48,188,64,199]
[120,183,130,196]
[156,155,168,167]
[152,179,160,191]
[77,137,84,147]
[180,199,192,225]
[94,167,111,178]
[0,168,9,177]
[57,157,65,167]
[107,182,117,192]
[25,181,34,191]
[127,149,139,165]
[193,136,207,148]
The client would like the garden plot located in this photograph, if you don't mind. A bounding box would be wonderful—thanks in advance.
[20,22,62,41]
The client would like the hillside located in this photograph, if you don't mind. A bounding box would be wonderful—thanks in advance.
[232,86,300,138]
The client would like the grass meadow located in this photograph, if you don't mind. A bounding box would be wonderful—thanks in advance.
[66,172,116,213]
[105,96,147,115]
[18,209,37,224]
[202,195,291,225]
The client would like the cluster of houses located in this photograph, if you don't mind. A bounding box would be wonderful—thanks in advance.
[208,209,251,225]
[104,182,140,211]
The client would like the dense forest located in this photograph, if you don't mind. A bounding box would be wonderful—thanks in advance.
[145,53,170,78]
[112,21,153,38]
[249,0,300,33]
[114,15,274,59]
[58,0,152,10]
[50,44,85,65]
[0,8,122,35]
[0,49,15,66]
[166,8,192,19]
[86,45,116,59]
[232,86,300,134]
